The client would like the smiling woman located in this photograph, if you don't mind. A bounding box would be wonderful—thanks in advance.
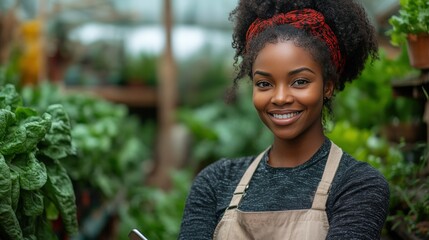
[178,0,390,239]
[252,42,331,164]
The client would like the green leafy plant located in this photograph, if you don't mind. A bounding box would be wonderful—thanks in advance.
[178,48,234,107]
[117,170,192,240]
[18,82,159,239]
[386,144,429,239]
[388,0,429,45]
[123,53,158,86]
[326,121,405,178]
[334,48,420,129]
[21,82,153,199]
[179,84,272,166]
[0,84,78,239]
[0,52,20,87]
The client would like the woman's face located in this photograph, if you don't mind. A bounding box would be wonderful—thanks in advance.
[252,41,333,142]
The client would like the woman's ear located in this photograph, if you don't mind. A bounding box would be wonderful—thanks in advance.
[324,80,335,99]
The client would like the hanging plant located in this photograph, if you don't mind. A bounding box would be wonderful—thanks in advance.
[388,0,429,69]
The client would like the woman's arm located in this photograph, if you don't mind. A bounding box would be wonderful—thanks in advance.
[178,161,224,240]
[327,163,390,240]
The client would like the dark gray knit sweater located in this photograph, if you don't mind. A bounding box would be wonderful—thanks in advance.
[179,139,390,239]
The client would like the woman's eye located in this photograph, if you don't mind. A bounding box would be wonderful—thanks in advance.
[292,79,309,87]
[255,81,271,88]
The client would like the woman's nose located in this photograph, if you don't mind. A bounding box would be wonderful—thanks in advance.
[271,86,293,105]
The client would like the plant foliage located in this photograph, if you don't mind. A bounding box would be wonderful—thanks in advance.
[334,48,420,129]
[388,0,429,45]
[386,144,429,238]
[21,82,153,199]
[0,84,78,239]
[123,53,158,86]
[178,83,272,165]
[117,170,192,240]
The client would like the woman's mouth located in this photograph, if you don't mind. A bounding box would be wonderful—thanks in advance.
[271,111,302,119]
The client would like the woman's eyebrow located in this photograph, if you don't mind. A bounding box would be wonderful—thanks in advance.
[253,67,315,78]
[253,70,271,77]
[288,67,316,76]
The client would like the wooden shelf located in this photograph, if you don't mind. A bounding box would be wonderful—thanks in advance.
[391,69,429,144]
[391,70,429,100]
[64,85,157,108]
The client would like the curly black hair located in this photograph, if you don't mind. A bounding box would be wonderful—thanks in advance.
[228,0,378,93]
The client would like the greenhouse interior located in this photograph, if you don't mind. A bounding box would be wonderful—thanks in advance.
[0,0,428,239]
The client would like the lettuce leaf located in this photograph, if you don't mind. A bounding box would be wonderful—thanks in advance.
[23,120,50,153]
[0,84,21,111]
[40,104,74,159]
[0,84,78,239]
[0,109,15,140]
[0,204,23,239]
[10,169,20,211]
[0,154,23,239]
[11,152,47,191]
[15,106,38,122]
[0,125,26,155]
[21,190,44,216]
[35,216,58,240]
[0,154,11,202]
[43,160,78,235]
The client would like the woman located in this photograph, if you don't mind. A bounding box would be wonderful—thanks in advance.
[179,0,390,239]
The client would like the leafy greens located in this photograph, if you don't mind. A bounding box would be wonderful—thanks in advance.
[0,84,78,239]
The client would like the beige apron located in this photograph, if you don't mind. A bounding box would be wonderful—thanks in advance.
[213,142,343,240]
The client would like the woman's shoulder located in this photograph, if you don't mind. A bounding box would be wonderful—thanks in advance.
[338,152,387,182]
[333,151,389,196]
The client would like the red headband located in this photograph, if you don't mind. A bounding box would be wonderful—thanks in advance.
[246,9,344,73]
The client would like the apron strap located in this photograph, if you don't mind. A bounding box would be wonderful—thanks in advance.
[227,148,268,209]
[311,142,343,210]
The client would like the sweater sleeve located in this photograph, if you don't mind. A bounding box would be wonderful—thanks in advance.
[178,160,225,240]
[326,161,390,240]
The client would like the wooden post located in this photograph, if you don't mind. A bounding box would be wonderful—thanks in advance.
[147,0,178,189]
[38,0,47,82]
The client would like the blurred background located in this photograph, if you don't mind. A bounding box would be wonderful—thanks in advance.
[0,0,428,239]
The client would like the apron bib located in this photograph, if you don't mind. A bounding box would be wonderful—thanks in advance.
[213,142,343,240]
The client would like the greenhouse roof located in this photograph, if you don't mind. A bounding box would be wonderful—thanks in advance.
[1,0,399,30]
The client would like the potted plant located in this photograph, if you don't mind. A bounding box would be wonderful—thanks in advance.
[388,0,429,69]
[123,53,158,87]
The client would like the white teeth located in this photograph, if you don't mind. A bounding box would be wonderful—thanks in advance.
[272,112,300,119]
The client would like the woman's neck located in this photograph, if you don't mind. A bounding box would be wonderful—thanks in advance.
[268,133,326,168]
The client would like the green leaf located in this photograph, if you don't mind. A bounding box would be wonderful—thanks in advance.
[10,169,20,211]
[44,199,59,220]
[21,190,44,217]
[0,109,15,140]
[20,215,36,240]
[0,204,23,240]
[0,154,11,202]
[46,104,70,124]
[0,125,26,155]
[40,105,74,160]
[387,0,429,45]
[11,152,47,191]
[0,156,22,239]
[43,160,78,235]
[15,107,38,122]
[0,84,21,111]
[22,117,50,153]
[35,216,58,240]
